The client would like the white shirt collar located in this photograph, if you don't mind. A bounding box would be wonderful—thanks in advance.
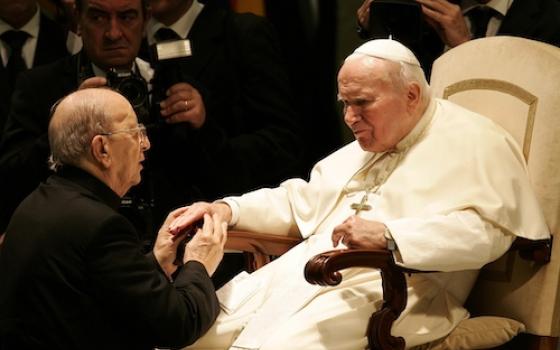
[462,0,513,17]
[146,0,204,45]
[0,6,40,68]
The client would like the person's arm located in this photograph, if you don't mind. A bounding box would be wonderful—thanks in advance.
[330,210,514,272]
[386,209,515,271]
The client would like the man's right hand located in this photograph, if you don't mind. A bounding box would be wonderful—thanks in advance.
[168,201,232,235]
[78,77,107,90]
[184,213,227,276]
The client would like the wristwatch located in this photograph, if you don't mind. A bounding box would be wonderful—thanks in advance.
[383,226,397,251]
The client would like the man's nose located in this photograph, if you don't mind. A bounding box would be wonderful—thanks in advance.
[141,136,151,151]
[344,106,361,124]
[105,18,123,40]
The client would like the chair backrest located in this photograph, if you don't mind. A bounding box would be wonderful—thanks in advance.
[429,36,560,337]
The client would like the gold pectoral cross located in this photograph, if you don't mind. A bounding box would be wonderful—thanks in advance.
[350,192,372,215]
[350,185,379,215]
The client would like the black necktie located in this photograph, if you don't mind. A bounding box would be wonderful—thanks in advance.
[1,30,29,88]
[467,6,496,39]
[155,28,181,42]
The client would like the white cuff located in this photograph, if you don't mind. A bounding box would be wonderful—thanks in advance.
[217,198,240,226]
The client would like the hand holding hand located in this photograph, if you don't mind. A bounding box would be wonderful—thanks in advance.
[168,201,232,236]
[331,215,388,250]
[153,207,190,278]
[184,213,227,276]
[159,82,206,128]
[416,0,471,48]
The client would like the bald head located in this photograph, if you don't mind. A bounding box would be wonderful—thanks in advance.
[48,88,130,171]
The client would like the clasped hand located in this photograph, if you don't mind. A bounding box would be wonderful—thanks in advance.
[332,215,388,250]
[153,206,227,278]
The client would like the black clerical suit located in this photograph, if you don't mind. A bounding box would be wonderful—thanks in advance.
[145,3,302,227]
[0,12,69,134]
[0,167,218,350]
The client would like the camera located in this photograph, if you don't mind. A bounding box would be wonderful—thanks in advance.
[106,68,149,111]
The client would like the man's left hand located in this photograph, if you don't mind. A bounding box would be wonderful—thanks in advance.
[153,206,190,279]
[159,82,206,128]
[331,215,388,250]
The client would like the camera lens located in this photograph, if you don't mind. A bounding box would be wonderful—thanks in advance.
[116,78,148,109]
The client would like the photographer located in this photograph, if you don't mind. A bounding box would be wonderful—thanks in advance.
[357,0,560,75]
[143,0,303,240]
[0,0,153,238]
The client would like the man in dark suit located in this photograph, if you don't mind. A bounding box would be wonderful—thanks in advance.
[357,0,560,76]
[0,0,153,236]
[144,0,303,286]
[0,0,69,133]
[0,88,225,349]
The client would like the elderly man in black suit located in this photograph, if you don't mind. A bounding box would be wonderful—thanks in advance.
[0,0,70,132]
[0,88,226,349]
[0,0,302,264]
[357,0,560,76]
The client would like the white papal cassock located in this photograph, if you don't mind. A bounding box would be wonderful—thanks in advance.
[187,98,550,350]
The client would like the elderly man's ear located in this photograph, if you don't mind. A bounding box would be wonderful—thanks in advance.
[90,135,112,169]
[406,82,422,111]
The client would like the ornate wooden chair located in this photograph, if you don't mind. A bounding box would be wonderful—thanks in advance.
[227,37,560,350]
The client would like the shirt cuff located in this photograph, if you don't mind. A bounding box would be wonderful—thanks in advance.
[216,198,240,226]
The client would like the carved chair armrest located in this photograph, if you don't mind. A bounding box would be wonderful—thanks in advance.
[304,249,408,350]
[226,230,302,271]
[303,237,553,350]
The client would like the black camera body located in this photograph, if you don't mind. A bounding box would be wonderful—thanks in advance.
[106,68,149,110]
[104,68,151,124]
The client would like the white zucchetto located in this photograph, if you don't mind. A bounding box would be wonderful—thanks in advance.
[353,39,421,67]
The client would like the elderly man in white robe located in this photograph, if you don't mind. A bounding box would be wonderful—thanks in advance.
[168,39,550,349]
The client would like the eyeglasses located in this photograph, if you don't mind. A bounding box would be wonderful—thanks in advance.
[99,123,148,145]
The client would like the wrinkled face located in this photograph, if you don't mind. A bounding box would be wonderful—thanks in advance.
[338,58,414,153]
[105,97,150,196]
[149,0,192,26]
[78,0,146,70]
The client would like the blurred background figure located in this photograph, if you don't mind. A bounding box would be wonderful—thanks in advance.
[356,0,560,76]
[0,0,71,133]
